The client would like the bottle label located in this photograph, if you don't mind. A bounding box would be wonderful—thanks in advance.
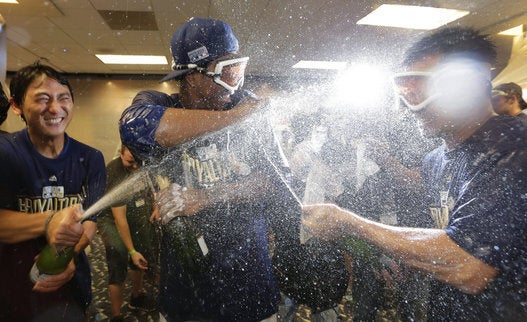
[197,235,209,256]
[29,262,51,284]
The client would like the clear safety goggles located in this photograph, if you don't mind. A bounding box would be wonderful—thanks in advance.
[394,58,492,113]
[491,89,510,99]
[392,71,440,112]
[196,57,249,94]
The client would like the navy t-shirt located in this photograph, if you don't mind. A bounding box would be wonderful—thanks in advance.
[120,90,284,321]
[421,115,527,320]
[0,128,106,320]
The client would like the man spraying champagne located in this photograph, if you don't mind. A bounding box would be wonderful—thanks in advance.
[0,62,106,321]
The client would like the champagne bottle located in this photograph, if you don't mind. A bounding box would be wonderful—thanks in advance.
[29,244,74,283]
[154,175,209,285]
[165,217,209,284]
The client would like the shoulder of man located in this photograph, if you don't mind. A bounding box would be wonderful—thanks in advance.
[67,136,105,159]
[480,116,527,152]
[130,89,180,107]
[105,156,122,171]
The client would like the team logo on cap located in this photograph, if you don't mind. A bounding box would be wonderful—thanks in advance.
[188,46,210,63]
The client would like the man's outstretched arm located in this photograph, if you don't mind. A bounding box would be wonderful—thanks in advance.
[0,206,84,246]
[155,96,265,147]
[302,204,497,294]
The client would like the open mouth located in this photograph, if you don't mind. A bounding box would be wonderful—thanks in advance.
[44,117,64,126]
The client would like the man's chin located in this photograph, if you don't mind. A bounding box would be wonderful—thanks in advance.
[417,119,442,138]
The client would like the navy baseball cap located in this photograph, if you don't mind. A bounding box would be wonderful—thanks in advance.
[160,17,239,82]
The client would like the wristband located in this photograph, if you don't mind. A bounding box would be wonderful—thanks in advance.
[44,211,58,235]
[129,249,137,256]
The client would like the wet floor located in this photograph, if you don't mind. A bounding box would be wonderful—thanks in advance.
[86,230,389,322]
[86,232,159,322]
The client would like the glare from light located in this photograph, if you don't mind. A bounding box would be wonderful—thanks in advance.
[96,54,168,65]
[330,64,389,110]
[0,0,19,3]
[292,60,347,70]
[357,4,469,30]
[498,25,524,36]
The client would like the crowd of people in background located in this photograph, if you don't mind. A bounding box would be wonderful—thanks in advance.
[0,16,526,322]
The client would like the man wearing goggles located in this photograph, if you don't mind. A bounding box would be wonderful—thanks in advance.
[491,82,527,119]
[186,56,249,94]
[303,27,527,320]
[119,18,283,322]
[392,56,493,139]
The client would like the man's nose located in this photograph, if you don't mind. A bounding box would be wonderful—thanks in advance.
[48,99,61,113]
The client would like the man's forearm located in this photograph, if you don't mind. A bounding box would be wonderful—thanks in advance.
[333,206,497,293]
[0,209,49,243]
[155,97,261,148]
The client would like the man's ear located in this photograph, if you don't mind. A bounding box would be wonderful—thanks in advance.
[9,97,22,116]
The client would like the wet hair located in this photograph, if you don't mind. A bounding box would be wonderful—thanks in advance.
[9,60,74,107]
[402,27,497,67]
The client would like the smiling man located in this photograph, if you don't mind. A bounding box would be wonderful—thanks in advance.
[0,62,106,321]
[303,27,527,320]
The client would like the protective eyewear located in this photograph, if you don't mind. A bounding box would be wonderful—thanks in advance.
[392,71,440,112]
[196,57,249,94]
[491,89,510,99]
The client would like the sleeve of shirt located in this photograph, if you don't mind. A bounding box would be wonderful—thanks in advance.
[119,90,178,160]
[444,149,527,274]
[104,159,126,208]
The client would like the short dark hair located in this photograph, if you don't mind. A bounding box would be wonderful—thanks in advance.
[9,61,74,107]
[402,27,497,67]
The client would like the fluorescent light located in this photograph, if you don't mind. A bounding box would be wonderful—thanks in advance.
[96,54,168,65]
[357,4,469,30]
[292,60,347,70]
[498,25,524,36]
[0,0,19,3]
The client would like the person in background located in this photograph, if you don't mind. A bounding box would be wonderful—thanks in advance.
[0,81,10,134]
[303,27,527,320]
[286,115,351,322]
[0,61,106,321]
[119,18,289,322]
[98,145,159,322]
[491,82,527,119]
[352,111,437,321]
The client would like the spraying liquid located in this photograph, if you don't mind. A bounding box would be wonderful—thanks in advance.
[79,170,153,222]
[30,170,155,283]
[85,101,308,233]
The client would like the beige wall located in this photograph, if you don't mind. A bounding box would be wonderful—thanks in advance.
[0,75,179,164]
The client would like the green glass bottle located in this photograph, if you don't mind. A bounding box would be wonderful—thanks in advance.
[153,174,210,286]
[29,244,74,283]
[164,216,209,285]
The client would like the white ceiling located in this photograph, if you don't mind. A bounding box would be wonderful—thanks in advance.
[0,0,525,78]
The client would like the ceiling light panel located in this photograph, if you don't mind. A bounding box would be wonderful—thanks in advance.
[96,54,167,65]
[357,4,470,30]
